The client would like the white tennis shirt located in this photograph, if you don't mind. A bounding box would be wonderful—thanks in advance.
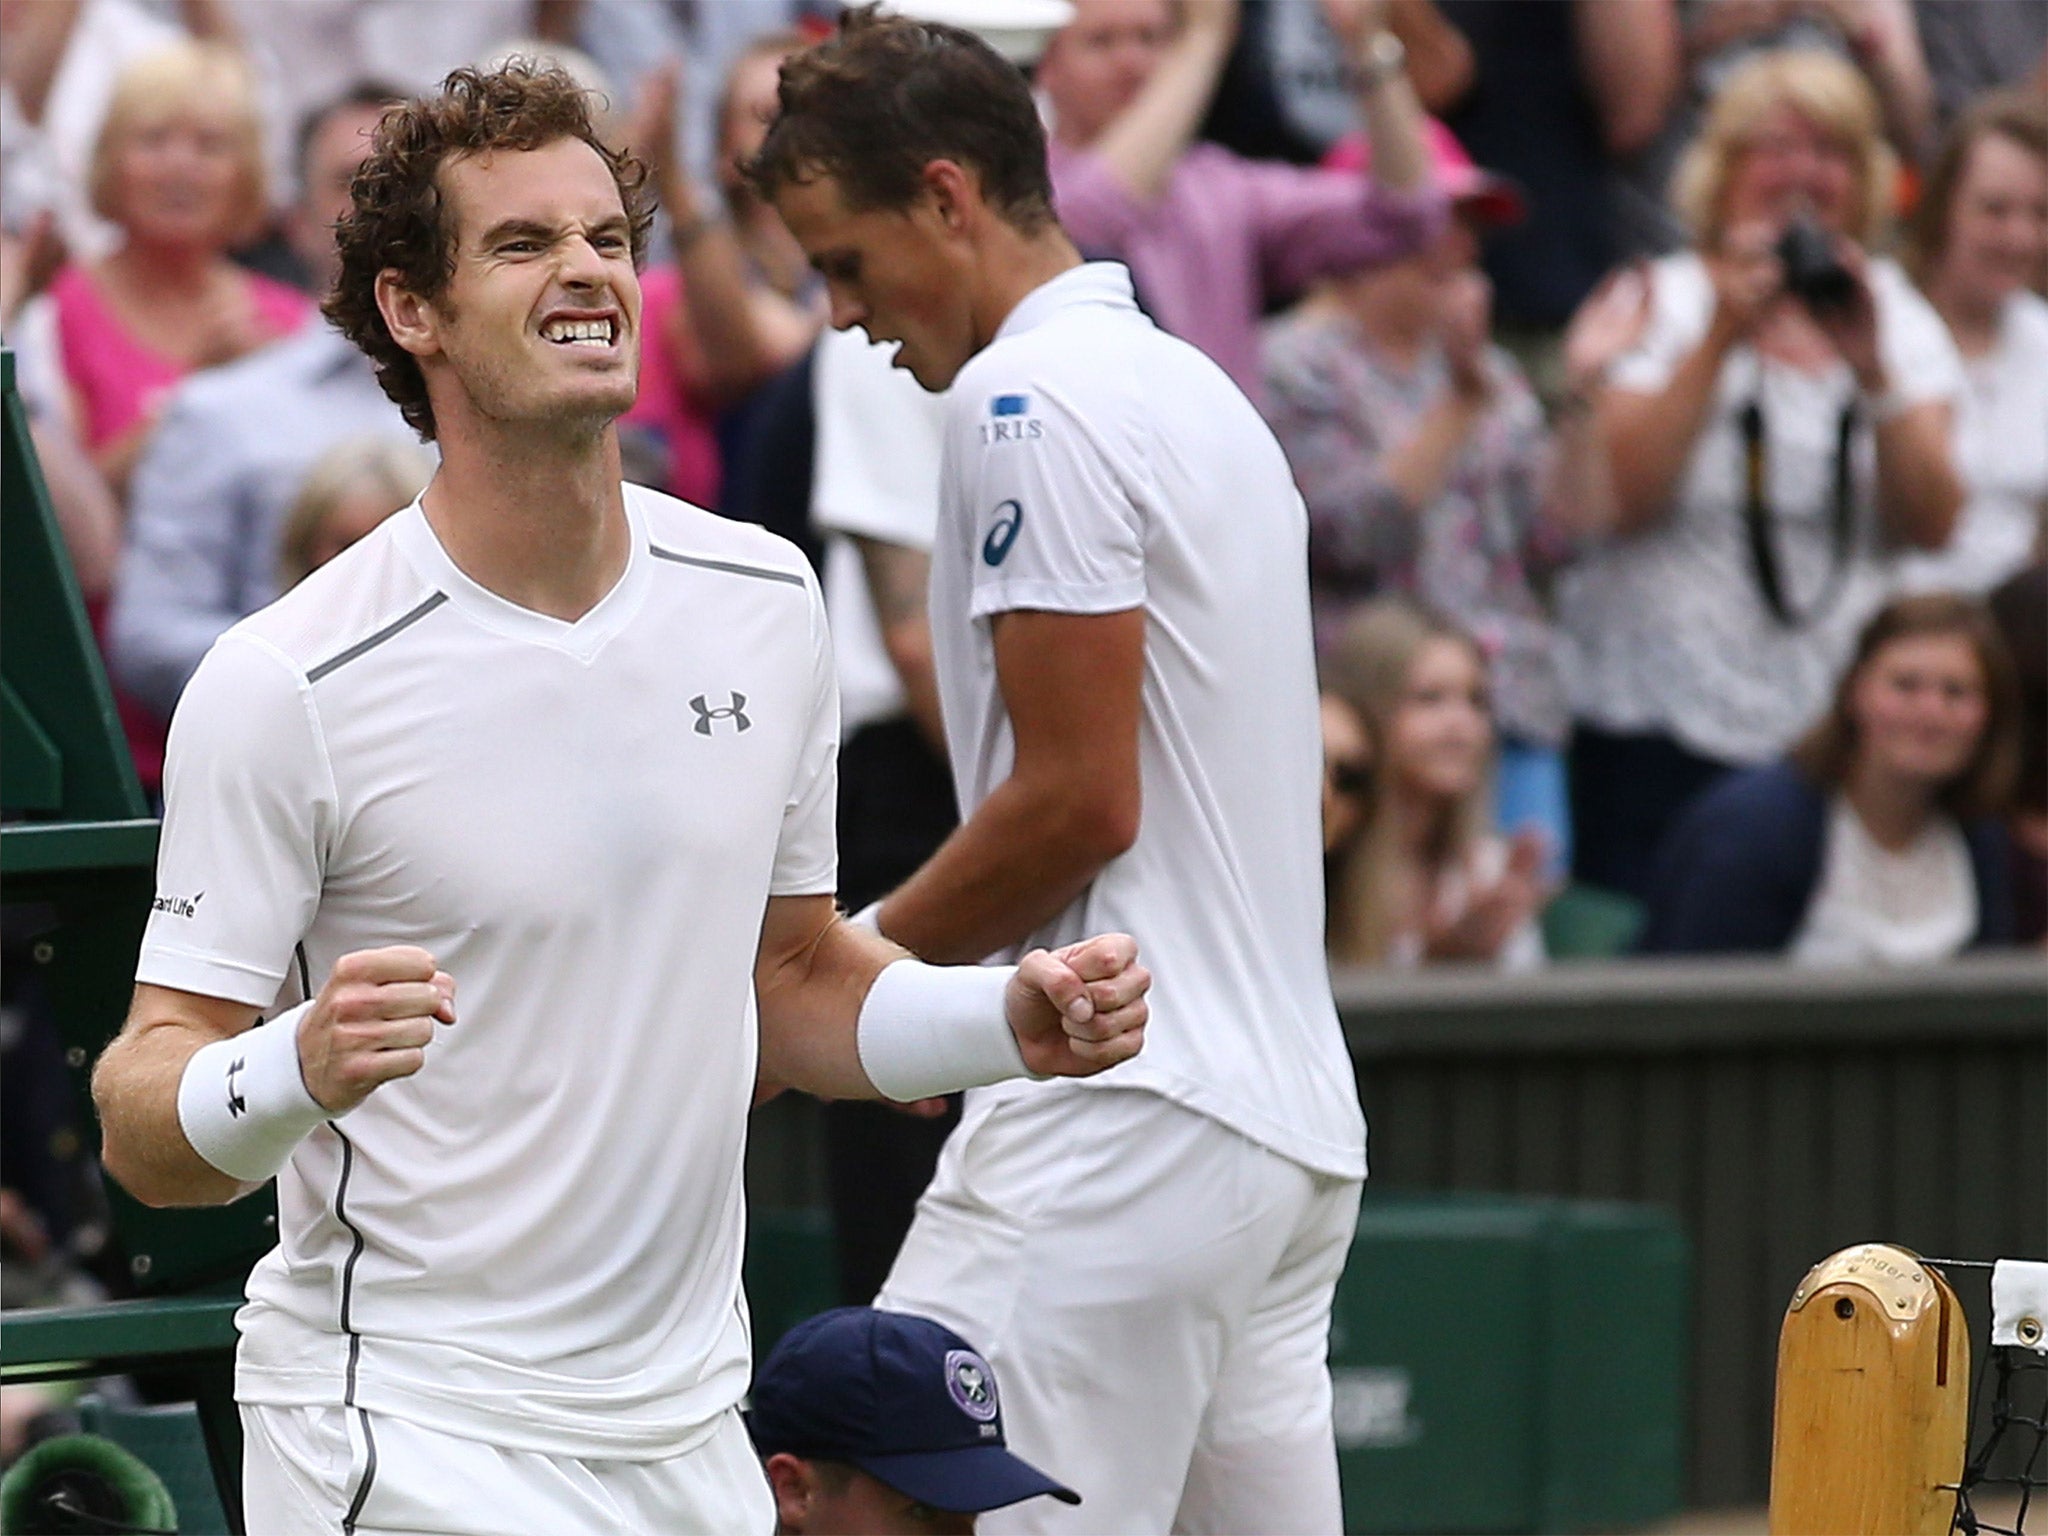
[137,485,838,1459]
[930,262,1365,1179]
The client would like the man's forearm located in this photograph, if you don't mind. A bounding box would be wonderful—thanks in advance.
[756,912,896,1102]
[94,1020,258,1209]
[856,536,947,752]
[754,907,1036,1103]
[877,774,1131,965]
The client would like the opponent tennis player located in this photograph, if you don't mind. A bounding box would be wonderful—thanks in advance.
[91,60,1147,1535]
[754,9,1372,1532]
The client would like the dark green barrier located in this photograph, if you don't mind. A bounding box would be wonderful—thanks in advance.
[1333,1192,1687,1534]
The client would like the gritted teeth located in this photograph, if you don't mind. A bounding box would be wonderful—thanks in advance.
[541,317,617,346]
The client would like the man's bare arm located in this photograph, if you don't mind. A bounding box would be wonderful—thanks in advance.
[93,985,265,1208]
[94,947,455,1209]
[855,535,946,752]
[876,608,1144,964]
[753,894,1150,1101]
[1572,0,1681,160]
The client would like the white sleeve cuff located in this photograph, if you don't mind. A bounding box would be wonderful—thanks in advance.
[855,959,1034,1102]
[176,1001,331,1182]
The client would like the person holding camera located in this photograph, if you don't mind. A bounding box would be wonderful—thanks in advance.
[1556,47,1965,902]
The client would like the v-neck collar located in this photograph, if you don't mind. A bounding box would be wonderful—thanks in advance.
[391,489,650,663]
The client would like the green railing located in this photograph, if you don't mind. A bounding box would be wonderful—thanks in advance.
[2,347,251,1528]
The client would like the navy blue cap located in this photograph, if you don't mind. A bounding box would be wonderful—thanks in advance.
[746,1307,1081,1514]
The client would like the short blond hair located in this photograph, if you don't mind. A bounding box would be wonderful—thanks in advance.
[89,41,269,244]
[1671,48,1897,248]
[278,437,433,588]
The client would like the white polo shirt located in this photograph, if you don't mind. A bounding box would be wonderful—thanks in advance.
[929,262,1364,1179]
[137,485,838,1459]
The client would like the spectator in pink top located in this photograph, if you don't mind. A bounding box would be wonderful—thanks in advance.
[1038,0,1446,403]
[15,39,308,795]
[27,41,309,498]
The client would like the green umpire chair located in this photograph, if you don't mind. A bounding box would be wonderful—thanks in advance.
[1,348,270,1532]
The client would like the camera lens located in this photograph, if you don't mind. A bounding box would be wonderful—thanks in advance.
[1775,217,1857,314]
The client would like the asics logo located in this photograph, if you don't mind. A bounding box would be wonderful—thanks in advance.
[691,692,751,735]
[983,500,1024,567]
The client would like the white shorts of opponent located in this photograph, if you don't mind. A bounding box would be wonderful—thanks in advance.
[241,1399,774,1535]
[876,1082,1363,1536]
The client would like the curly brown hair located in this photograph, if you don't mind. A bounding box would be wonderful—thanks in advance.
[323,59,654,441]
[742,5,1054,232]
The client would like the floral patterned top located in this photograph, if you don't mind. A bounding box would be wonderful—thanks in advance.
[1262,306,1574,747]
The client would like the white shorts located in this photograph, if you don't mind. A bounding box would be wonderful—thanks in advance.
[240,1399,774,1535]
[876,1084,1362,1536]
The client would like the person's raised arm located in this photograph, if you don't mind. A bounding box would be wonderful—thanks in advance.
[752,894,1148,1103]
[1572,0,1681,161]
[1601,226,1778,535]
[874,608,1144,965]
[30,417,121,603]
[1386,0,1473,116]
[1,1,77,124]
[1814,0,1934,162]
[1537,263,1652,536]
[624,64,795,406]
[1812,243,1960,550]
[1324,0,1430,191]
[1373,271,1493,516]
[94,947,455,1209]
[1090,0,1240,204]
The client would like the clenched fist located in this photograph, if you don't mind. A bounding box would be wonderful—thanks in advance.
[1005,933,1150,1078]
[298,946,456,1113]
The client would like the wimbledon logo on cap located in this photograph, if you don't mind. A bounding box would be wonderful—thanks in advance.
[944,1348,1000,1427]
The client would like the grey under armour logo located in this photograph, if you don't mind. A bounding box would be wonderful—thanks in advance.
[225,1056,248,1118]
[690,692,751,735]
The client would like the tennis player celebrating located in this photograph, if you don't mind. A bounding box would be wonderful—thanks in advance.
[754,10,1374,1534]
[90,61,1147,1536]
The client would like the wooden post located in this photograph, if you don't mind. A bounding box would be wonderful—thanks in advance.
[1768,1243,1970,1534]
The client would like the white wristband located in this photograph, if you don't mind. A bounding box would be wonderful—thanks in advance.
[855,960,1035,1102]
[846,901,886,936]
[177,1001,331,1182]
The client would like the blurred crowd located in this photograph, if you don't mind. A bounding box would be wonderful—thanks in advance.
[9,0,2038,971]
[0,0,2043,1220]
[0,0,2042,1463]
[1,0,2042,939]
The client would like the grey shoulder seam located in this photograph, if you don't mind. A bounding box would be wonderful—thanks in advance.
[649,544,806,588]
[307,592,450,683]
